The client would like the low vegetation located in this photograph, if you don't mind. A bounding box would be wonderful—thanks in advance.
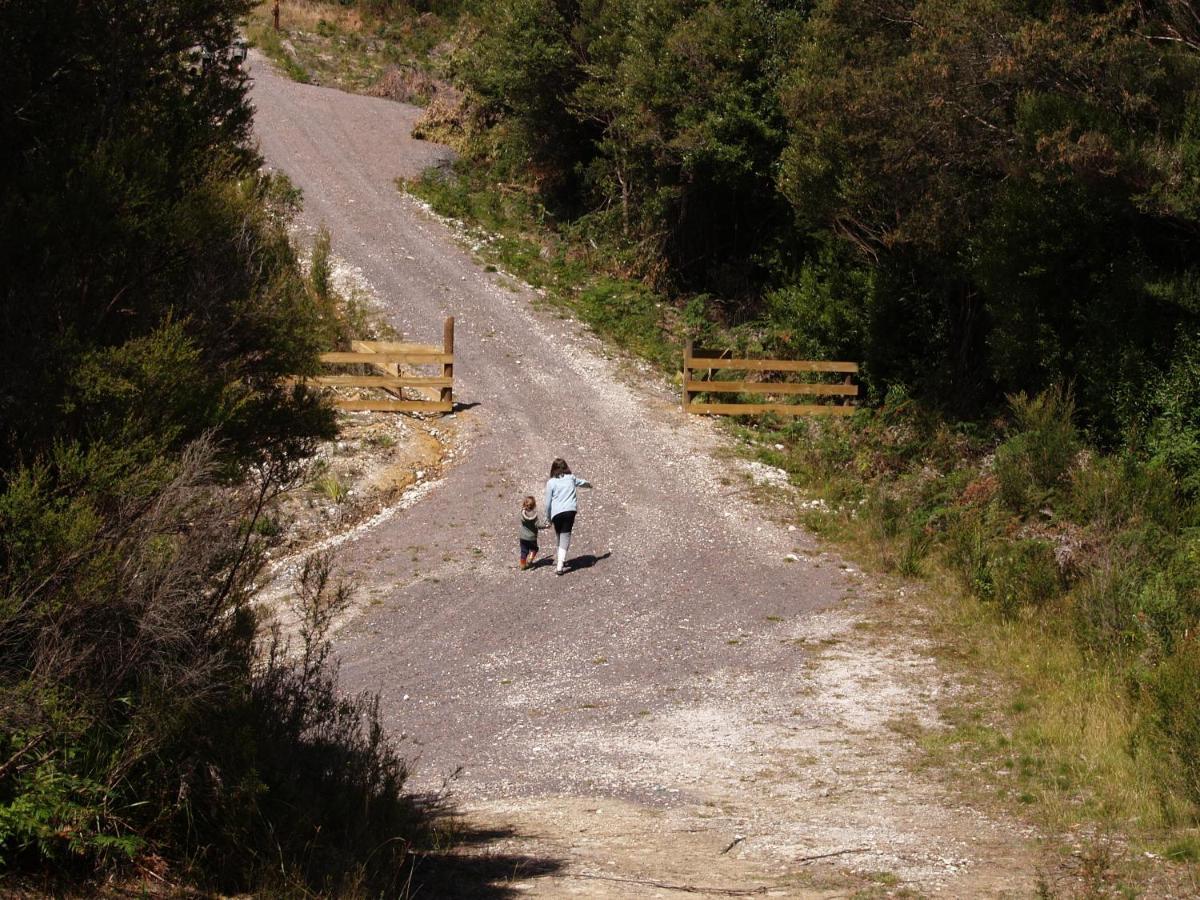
[246,0,462,100]
[742,391,1200,862]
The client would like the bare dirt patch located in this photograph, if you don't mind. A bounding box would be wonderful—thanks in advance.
[272,410,455,555]
[455,587,1040,899]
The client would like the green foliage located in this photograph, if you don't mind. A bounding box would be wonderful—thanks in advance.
[313,471,350,503]
[1146,636,1200,807]
[778,0,1200,427]
[249,22,311,83]
[1146,336,1200,495]
[761,387,1200,827]
[988,540,1061,619]
[576,279,675,369]
[994,388,1079,515]
[443,0,1200,473]
[459,0,797,291]
[0,0,428,891]
[310,227,335,306]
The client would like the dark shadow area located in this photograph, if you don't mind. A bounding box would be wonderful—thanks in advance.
[407,838,564,898]
[398,795,565,898]
[451,400,481,412]
[566,551,612,571]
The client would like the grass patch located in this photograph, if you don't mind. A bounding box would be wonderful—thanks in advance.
[311,472,349,503]
[247,20,310,82]
[245,0,459,97]
[401,164,681,372]
[742,390,1200,888]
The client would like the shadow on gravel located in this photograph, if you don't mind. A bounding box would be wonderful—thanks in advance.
[567,551,611,571]
[407,822,564,898]
[526,552,611,574]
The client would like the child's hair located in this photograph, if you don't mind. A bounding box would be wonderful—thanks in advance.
[522,495,536,511]
[550,458,571,478]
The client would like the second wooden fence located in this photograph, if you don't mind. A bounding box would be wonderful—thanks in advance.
[683,340,858,417]
[303,317,455,414]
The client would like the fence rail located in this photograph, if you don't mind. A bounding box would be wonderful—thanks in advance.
[297,318,455,414]
[683,340,858,417]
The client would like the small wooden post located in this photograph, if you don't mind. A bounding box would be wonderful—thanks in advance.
[273,1,280,30]
[441,316,455,406]
[683,338,693,412]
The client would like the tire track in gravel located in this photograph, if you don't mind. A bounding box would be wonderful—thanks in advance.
[248,53,1039,897]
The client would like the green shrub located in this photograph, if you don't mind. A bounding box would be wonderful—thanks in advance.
[994,388,1078,515]
[310,226,334,305]
[1073,559,1144,653]
[895,527,933,576]
[313,472,350,503]
[576,278,675,369]
[988,539,1062,619]
[1068,454,1189,535]
[944,507,996,600]
[1146,336,1200,495]
[0,455,425,890]
[0,0,429,888]
[863,487,907,541]
[1146,636,1200,807]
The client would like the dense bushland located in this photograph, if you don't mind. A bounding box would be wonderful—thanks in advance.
[0,1,424,891]
[421,0,1200,443]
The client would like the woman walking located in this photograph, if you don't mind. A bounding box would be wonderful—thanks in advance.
[544,458,592,575]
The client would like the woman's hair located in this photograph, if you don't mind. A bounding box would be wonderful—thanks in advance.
[522,495,536,511]
[550,458,571,478]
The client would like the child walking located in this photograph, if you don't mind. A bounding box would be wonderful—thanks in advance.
[518,496,547,570]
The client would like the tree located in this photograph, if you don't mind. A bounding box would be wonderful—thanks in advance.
[779,0,1200,426]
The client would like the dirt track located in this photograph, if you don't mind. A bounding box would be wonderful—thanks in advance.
[249,54,1039,898]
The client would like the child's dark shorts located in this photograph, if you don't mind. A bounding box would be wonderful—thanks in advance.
[519,538,538,556]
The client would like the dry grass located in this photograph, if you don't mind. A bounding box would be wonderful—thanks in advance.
[924,581,1162,831]
[250,0,365,33]
[244,1,457,97]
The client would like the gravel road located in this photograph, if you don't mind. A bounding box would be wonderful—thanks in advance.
[250,50,845,794]
[249,55,1037,897]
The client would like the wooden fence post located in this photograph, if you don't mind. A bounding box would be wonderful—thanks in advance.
[441,316,455,406]
[683,338,693,412]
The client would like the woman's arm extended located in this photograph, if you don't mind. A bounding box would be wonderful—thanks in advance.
[575,476,593,488]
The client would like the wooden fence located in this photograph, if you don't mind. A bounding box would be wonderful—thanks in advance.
[300,317,455,414]
[683,339,858,417]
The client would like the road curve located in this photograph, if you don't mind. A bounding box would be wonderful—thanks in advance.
[249,47,855,866]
